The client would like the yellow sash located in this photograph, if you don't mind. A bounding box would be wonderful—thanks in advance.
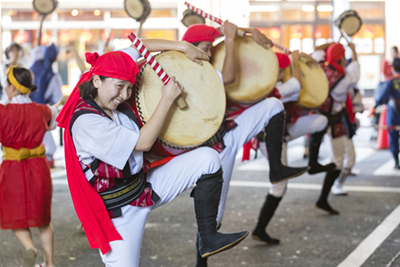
[3,145,46,162]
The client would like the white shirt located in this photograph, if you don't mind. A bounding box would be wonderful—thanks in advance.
[330,61,360,113]
[71,46,142,182]
[276,77,301,103]
[43,73,64,105]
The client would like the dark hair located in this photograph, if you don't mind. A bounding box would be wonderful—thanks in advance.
[79,76,107,99]
[5,43,23,60]
[192,42,201,47]
[392,46,399,53]
[6,67,37,93]
[393,58,400,73]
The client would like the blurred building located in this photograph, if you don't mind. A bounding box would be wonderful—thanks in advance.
[0,0,398,93]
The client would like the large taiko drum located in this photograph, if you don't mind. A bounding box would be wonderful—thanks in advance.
[211,36,279,105]
[282,56,329,109]
[129,51,226,158]
[334,10,363,37]
[32,0,58,15]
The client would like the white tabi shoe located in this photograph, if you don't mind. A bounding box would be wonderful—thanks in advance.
[331,182,347,195]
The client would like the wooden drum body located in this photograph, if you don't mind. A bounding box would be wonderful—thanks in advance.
[130,51,226,158]
[211,36,279,105]
[282,58,329,109]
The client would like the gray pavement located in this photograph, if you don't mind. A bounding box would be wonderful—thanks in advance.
[1,114,400,267]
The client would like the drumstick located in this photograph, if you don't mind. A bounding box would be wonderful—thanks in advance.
[184,1,292,54]
[184,2,245,37]
[128,32,187,109]
[272,43,291,54]
[339,29,351,45]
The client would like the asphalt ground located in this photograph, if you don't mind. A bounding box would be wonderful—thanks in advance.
[1,115,400,267]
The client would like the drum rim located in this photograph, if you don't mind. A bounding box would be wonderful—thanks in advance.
[181,9,206,27]
[335,9,363,36]
[136,51,225,150]
[211,36,278,104]
[124,0,152,21]
[32,0,58,15]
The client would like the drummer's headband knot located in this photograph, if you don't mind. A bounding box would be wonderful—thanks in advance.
[86,52,100,67]
[6,66,30,94]
[84,51,139,85]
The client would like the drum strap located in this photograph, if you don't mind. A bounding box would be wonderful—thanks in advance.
[202,120,237,152]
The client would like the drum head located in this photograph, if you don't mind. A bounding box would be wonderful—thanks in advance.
[211,36,279,104]
[33,0,58,15]
[181,9,205,27]
[136,51,226,149]
[335,10,362,37]
[125,0,151,21]
[283,59,329,109]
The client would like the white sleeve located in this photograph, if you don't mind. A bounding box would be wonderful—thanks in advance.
[276,77,301,103]
[311,50,326,63]
[71,114,140,170]
[216,69,223,83]
[331,61,360,102]
[44,74,64,105]
[48,105,58,130]
[118,47,141,63]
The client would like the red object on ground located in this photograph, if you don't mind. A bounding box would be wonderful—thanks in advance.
[376,106,389,149]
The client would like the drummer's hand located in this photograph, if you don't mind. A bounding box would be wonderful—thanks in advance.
[251,28,272,49]
[183,42,209,66]
[348,43,356,51]
[221,20,237,40]
[162,77,183,104]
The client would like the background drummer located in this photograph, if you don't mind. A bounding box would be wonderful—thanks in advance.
[253,52,336,245]
[181,23,309,267]
[313,42,360,215]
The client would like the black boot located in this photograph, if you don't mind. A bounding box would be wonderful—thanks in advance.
[192,168,249,258]
[394,154,400,169]
[195,234,208,267]
[265,111,309,184]
[252,194,282,244]
[316,170,340,215]
[308,129,336,174]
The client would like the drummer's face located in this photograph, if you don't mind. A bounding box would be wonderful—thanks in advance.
[338,57,347,68]
[278,69,285,82]
[94,76,134,111]
[197,41,213,59]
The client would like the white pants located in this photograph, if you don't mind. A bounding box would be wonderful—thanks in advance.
[216,97,284,225]
[269,114,328,198]
[330,136,356,170]
[100,147,221,267]
[43,131,56,162]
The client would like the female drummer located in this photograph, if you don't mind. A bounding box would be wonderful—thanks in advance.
[0,66,66,267]
[252,52,335,245]
[56,40,248,267]
[181,23,308,266]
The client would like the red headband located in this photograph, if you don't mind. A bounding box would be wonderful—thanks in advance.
[57,50,139,128]
[182,24,220,44]
[275,52,291,69]
[326,43,346,74]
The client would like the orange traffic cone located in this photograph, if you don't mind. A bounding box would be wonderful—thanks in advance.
[376,106,389,149]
